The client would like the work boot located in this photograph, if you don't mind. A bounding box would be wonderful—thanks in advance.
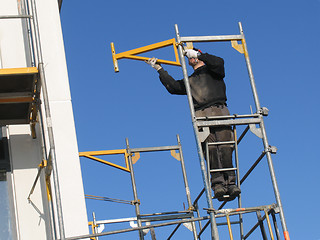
[213,184,227,199]
[227,185,241,200]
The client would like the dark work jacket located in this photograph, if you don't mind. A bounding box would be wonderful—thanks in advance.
[158,53,227,111]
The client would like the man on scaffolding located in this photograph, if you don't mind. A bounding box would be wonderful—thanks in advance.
[146,48,241,201]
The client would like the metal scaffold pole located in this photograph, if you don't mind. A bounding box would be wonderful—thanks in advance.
[238,22,289,239]
[28,0,65,238]
[176,134,198,240]
[126,138,145,240]
[175,24,219,240]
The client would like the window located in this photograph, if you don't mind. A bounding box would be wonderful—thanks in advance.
[0,128,14,239]
[0,172,13,239]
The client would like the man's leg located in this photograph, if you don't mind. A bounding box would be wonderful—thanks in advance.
[213,126,240,199]
[213,105,241,200]
[213,126,235,184]
[196,107,226,196]
[203,131,228,199]
[197,105,240,200]
[203,134,224,185]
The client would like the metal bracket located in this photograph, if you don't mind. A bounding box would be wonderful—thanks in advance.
[111,38,181,72]
[231,40,244,54]
[249,124,262,139]
[273,206,280,214]
[129,221,150,236]
[183,221,193,231]
[170,150,181,161]
[198,127,210,142]
[249,105,262,138]
[132,152,140,164]
[186,42,194,49]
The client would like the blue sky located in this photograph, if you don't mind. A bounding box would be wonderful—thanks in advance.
[60,1,320,239]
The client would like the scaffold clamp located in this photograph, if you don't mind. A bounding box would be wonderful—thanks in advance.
[266,146,277,154]
[259,107,269,116]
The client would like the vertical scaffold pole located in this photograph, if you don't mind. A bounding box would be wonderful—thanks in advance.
[238,22,289,240]
[125,138,145,240]
[29,0,65,238]
[176,134,198,240]
[175,24,219,240]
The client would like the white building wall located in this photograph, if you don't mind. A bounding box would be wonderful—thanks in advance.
[7,125,48,240]
[35,0,89,238]
[0,0,89,239]
[35,0,89,237]
[0,0,26,68]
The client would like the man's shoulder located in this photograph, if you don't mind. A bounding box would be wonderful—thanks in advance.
[192,65,208,74]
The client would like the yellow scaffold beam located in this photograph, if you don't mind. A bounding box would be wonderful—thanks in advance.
[0,67,38,75]
[79,149,130,173]
[111,38,181,72]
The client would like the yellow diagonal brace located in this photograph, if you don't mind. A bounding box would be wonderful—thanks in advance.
[81,154,130,173]
[122,55,180,66]
[111,38,181,72]
[79,149,130,173]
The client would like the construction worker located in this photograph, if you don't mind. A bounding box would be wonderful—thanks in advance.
[146,49,241,201]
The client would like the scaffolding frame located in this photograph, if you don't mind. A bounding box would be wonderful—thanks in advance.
[107,22,290,239]
[174,22,290,239]
[185,124,279,239]
[77,135,199,240]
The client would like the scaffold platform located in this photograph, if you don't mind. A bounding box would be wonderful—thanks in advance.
[0,67,39,125]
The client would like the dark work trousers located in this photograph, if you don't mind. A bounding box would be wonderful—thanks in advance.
[195,105,236,187]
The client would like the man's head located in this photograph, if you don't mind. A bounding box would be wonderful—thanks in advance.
[188,57,204,69]
[184,48,204,70]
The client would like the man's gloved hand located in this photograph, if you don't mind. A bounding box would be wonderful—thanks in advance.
[146,57,162,71]
[184,49,200,59]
